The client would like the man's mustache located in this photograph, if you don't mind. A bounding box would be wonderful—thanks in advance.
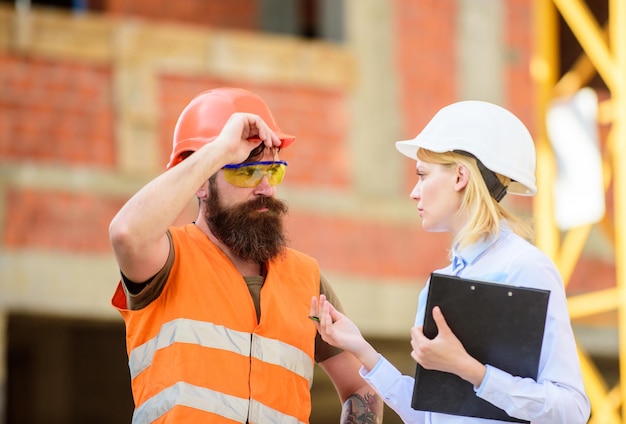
[239,196,288,215]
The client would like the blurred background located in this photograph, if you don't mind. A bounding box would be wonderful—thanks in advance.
[0,0,623,422]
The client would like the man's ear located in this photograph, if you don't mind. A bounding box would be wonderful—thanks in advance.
[196,181,209,199]
[455,164,470,192]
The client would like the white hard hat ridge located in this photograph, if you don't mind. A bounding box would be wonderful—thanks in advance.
[395,100,537,196]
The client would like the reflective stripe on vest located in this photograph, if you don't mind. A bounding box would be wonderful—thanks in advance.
[129,318,250,379]
[129,318,314,384]
[248,398,306,424]
[133,382,248,423]
[132,382,307,424]
[251,332,314,386]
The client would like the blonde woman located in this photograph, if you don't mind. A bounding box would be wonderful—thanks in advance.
[311,101,590,424]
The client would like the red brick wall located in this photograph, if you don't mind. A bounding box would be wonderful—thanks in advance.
[0,57,446,282]
[0,56,115,166]
[391,0,458,193]
[505,0,535,132]
[3,188,122,252]
[501,0,537,215]
[286,213,450,280]
[0,2,611,291]
[0,55,118,253]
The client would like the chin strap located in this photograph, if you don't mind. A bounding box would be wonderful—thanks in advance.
[454,151,508,202]
[476,159,508,202]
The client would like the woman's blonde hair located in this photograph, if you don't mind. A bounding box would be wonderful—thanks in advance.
[416,149,534,250]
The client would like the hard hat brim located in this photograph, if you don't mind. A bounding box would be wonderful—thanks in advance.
[394,138,537,196]
[395,139,420,160]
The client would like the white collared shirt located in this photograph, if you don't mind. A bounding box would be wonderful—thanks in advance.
[360,224,590,423]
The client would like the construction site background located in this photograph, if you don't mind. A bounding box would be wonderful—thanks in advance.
[0,0,617,422]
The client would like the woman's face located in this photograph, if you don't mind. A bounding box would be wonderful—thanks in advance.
[410,160,466,234]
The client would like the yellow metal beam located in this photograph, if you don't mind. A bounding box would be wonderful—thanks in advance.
[552,23,609,98]
[555,225,592,287]
[578,346,621,423]
[534,0,625,422]
[531,0,559,259]
[552,0,618,91]
[608,0,626,420]
[568,288,619,319]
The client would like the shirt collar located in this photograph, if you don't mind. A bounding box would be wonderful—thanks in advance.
[451,222,512,272]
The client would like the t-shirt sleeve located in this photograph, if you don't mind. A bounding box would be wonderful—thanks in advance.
[314,271,345,363]
[121,231,174,310]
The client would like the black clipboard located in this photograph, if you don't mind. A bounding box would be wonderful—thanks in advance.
[411,273,550,423]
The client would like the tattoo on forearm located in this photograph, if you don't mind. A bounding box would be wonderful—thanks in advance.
[340,392,383,424]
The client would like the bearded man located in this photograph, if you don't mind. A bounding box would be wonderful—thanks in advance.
[109,87,383,424]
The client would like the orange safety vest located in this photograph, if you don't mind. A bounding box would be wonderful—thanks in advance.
[112,224,320,423]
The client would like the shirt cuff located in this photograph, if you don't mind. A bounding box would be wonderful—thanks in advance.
[359,355,402,393]
[476,364,514,405]
[475,363,493,395]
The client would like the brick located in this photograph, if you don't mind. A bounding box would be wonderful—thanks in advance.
[3,188,124,253]
[0,56,115,167]
[286,212,450,280]
[504,0,535,130]
[391,0,458,193]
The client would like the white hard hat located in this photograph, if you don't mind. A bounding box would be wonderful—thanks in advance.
[395,100,537,196]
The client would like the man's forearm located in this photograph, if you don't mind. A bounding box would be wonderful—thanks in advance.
[340,391,383,424]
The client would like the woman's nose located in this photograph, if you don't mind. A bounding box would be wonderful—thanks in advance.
[410,182,421,200]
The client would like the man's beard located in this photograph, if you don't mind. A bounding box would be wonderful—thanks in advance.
[204,188,289,264]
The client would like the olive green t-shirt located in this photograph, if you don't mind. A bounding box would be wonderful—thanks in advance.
[122,232,344,363]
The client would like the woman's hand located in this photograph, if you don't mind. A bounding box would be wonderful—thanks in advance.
[410,306,486,387]
[310,295,381,371]
[310,295,364,351]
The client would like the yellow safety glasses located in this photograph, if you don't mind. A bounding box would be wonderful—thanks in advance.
[222,161,288,188]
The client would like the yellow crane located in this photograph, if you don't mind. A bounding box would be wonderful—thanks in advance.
[532,0,626,422]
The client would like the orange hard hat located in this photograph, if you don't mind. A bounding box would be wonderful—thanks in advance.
[166,87,296,169]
